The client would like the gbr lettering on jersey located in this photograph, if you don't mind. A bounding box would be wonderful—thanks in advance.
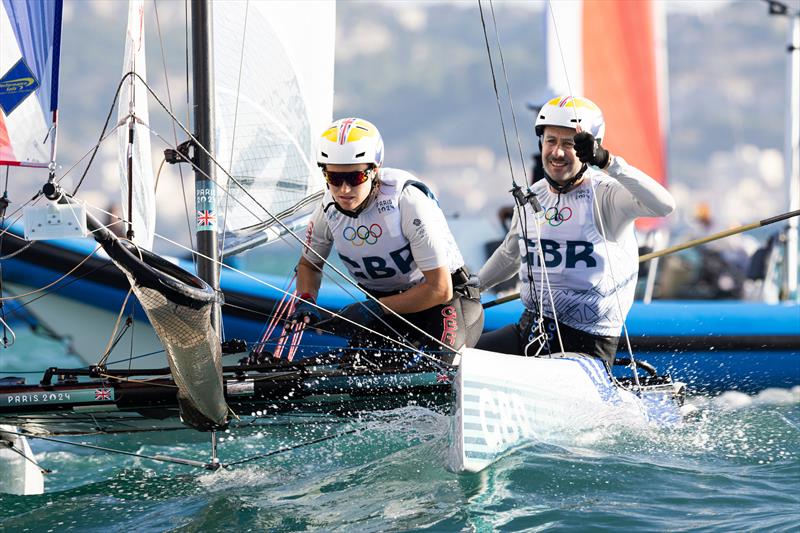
[517,171,638,337]
[322,168,461,292]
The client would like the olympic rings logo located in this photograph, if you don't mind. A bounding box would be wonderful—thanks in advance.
[343,224,383,246]
[544,206,572,226]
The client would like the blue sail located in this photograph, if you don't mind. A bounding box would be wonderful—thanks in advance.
[0,0,62,166]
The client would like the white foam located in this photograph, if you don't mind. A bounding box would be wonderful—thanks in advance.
[698,386,800,411]
[197,465,274,491]
[713,391,753,410]
[753,387,800,406]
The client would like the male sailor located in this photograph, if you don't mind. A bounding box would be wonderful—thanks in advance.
[290,118,484,364]
[477,96,675,366]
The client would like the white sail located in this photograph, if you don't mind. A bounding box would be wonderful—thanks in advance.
[117,0,156,250]
[212,0,335,246]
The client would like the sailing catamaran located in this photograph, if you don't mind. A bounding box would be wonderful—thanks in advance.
[0,0,685,495]
[2,1,797,393]
[0,0,458,495]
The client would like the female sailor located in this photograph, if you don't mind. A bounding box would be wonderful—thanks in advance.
[290,118,483,365]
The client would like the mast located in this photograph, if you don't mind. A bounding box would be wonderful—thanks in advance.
[190,0,220,330]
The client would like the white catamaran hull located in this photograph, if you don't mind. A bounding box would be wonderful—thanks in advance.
[0,425,44,495]
[5,281,166,369]
[448,348,682,473]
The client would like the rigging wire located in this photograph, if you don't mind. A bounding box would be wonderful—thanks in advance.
[96,288,135,368]
[0,245,101,301]
[3,424,363,472]
[477,0,520,188]
[70,77,130,196]
[218,0,250,269]
[542,0,640,381]
[104,347,166,368]
[153,0,196,267]
[1,428,218,470]
[590,181,641,386]
[86,71,429,356]
[478,0,552,350]
[0,439,49,474]
[545,0,578,108]
[0,122,124,241]
[487,0,529,184]
[0,166,14,348]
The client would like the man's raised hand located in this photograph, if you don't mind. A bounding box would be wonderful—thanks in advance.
[574,131,610,169]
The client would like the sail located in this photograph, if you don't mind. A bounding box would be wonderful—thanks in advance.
[117,0,155,250]
[545,0,668,228]
[212,0,335,252]
[0,0,62,168]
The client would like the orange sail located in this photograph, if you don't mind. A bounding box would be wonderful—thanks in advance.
[546,0,668,229]
[0,114,14,162]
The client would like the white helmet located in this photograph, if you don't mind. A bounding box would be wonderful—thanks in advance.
[534,96,605,142]
[317,117,384,167]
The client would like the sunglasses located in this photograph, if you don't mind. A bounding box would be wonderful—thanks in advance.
[322,168,375,187]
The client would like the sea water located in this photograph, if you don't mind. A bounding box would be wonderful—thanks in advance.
[1,328,798,532]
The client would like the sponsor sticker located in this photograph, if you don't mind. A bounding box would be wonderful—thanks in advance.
[0,59,40,115]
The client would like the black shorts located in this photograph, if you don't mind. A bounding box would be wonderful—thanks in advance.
[476,309,618,366]
[344,292,484,365]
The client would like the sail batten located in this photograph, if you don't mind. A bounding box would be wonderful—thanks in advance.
[212,1,335,244]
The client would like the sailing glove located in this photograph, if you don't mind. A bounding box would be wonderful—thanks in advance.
[288,295,321,327]
[337,299,385,326]
[574,131,610,169]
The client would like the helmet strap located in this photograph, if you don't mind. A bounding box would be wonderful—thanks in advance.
[543,163,587,195]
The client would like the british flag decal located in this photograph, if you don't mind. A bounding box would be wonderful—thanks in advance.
[197,210,216,227]
[94,388,113,401]
[195,180,216,232]
[337,117,356,144]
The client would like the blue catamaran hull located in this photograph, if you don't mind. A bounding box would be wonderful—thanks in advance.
[485,301,800,393]
[2,225,798,392]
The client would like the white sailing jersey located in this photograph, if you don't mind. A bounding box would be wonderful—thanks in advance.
[303,168,464,293]
[518,171,638,336]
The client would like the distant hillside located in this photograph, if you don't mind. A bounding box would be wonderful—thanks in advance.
[333,1,787,189]
[10,0,788,252]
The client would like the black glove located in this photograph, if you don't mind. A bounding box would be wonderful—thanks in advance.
[288,297,321,327]
[328,300,385,336]
[574,131,610,168]
[337,299,384,325]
